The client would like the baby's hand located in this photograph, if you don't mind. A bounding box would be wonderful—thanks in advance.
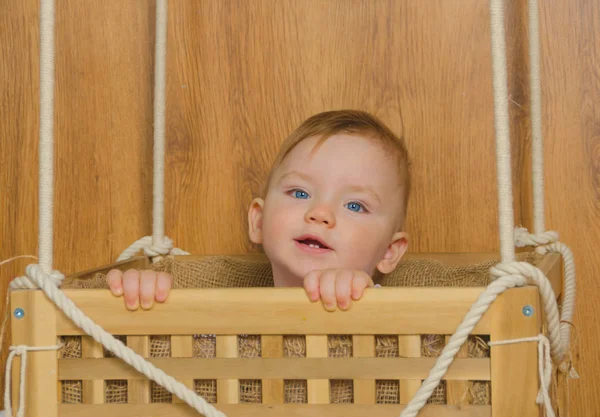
[106,269,173,311]
[303,269,374,311]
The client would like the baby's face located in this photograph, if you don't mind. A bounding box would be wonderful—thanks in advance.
[250,134,407,286]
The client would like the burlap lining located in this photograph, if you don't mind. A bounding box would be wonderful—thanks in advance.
[58,252,542,405]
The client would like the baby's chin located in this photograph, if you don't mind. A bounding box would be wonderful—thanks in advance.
[271,260,330,287]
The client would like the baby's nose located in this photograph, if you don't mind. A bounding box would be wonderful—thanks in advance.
[305,205,336,227]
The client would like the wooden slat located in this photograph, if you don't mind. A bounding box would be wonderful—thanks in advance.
[171,335,193,404]
[82,337,105,404]
[352,335,375,404]
[127,336,150,404]
[175,252,502,265]
[491,287,541,416]
[60,403,492,417]
[398,335,421,404]
[10,290,58,417]
[537,253,562,297]
[216,335,239,404]
[58,357,491,381]
[261,335,284,404]
[445,335,469,406]
[306,335,329,404]
[56,287,494,335]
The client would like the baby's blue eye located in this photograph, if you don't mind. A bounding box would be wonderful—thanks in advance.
[293,190,309,199]
[346,202,364,212]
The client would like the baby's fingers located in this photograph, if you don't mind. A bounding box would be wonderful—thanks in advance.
[155,272,173,303]
[303,270,321,302]
[139,270,157,310]
[107,269,124,296]
[351,271,373,301]
[122,269,141,310]
[335,270,354,310]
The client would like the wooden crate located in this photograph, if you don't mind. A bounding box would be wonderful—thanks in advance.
[8,253,562,417]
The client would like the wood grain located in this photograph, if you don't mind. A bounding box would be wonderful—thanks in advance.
[1,1,598,415]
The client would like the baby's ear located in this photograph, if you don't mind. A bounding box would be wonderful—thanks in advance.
[248,198,265,244]
[376,231,408,275]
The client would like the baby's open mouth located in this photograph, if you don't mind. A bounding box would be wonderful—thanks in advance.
[295,236,331,250]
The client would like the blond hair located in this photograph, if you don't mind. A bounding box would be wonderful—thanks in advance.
[262,110,411,228]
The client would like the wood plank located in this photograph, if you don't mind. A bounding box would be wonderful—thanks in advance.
[445,335,469,406]
[490,287,541,416]
[10,290,58,417]
[175,252,502,265]
[306,335,329,404]
[127,336,150,404]
[536,253,562,297]
[58,357,491,381]
[261,335,284,404]
[82,337,105,404]
[398,335,422,404]
[170,335,193,404]
[352,335,375,404]
[59,403,492,417]
[55,287,495,335]
[216,335,239,404]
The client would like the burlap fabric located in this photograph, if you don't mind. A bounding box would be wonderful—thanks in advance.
[59,252,542,405]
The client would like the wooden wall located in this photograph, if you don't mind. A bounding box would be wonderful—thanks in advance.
[1,0,597,414]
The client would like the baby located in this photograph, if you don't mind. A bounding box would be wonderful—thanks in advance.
[107,110,411,311]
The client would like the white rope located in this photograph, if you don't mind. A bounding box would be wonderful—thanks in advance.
[116,235,189,262]
[400,257,572,417]
[489,335,554,417]
[3,344,63,417]
[153,0,168,247]
[399,274,527,417]
[117,1,189,261]
[528,0,545,234]
[39,0,55,274]
[489,0,516,263]
[9,264,225,417]
[514,227,577,362]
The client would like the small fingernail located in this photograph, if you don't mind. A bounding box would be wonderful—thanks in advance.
[339,302,349,310]
[114,288,123,296]
[324,303,336,311]
[126,301,138,310]
[141,301,152,310]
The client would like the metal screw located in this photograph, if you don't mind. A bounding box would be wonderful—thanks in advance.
[14,308,25,319]
[522,305,534,317]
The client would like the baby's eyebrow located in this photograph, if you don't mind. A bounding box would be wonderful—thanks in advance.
[278,170,312,184]
[346,185,382,205]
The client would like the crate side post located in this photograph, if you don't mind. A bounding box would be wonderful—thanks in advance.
[490,286,541,417]
[10,290,58,417]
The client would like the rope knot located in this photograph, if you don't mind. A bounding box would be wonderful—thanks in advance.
[489,261,539,285]
[10,265,64,290]
[514,227,559,252]
[488,334,554,417]
[4,343,63,417]
[11,345,28,355]
[117,236,190,262]
[143,236,174,257]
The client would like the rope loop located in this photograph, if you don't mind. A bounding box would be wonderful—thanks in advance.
[116,236,189,262]
[489,334,554,417]
[7,264,225,417]
[10,267,64,290]
[490,260,566,362]
[514,226,559,248]
[4,343,63,417]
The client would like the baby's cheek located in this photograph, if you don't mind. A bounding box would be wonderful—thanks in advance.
[344,226,386,269]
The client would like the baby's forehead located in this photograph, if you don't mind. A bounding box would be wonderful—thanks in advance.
[277,147,399,190]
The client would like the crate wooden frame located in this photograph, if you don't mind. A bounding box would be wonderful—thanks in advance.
[8,251,562,417]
